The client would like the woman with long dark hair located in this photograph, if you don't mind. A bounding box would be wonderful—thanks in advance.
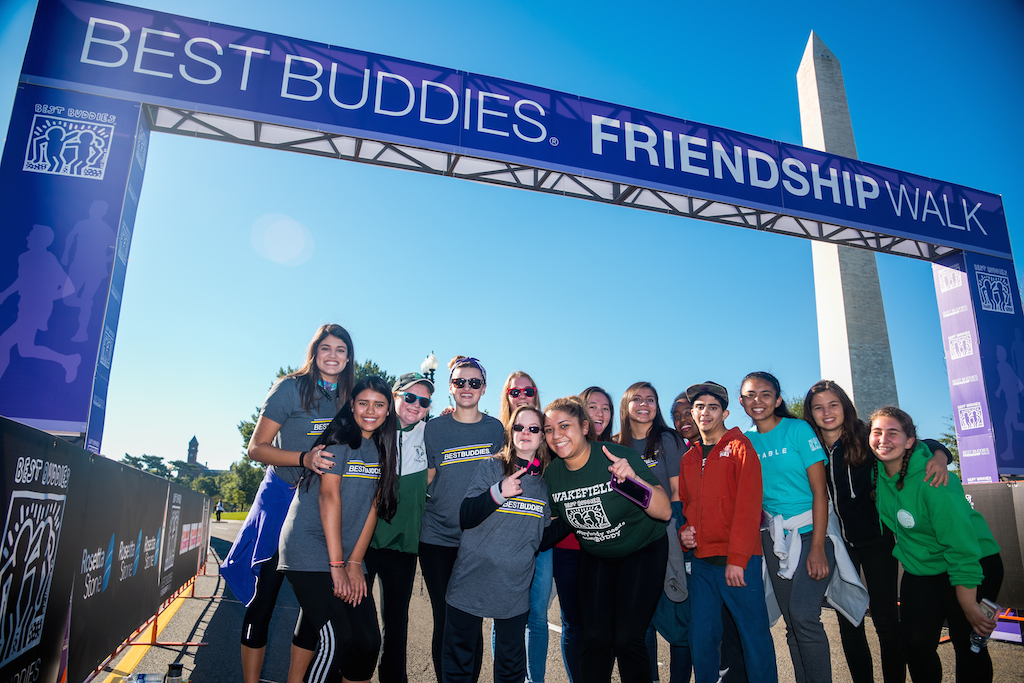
[419,356,505,682]
[221,323,354,683]
[543,396,672,683]
[278,375,400,683]
[365,372,434,683]
[804,380,949,683]
[869,406,1002,683]
[617,382,689,683]
[740,371,833,683]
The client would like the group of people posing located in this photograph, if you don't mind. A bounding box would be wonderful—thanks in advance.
[219,323,1004,683]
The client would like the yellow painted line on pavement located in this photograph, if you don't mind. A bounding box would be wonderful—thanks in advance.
[101,592,189,683]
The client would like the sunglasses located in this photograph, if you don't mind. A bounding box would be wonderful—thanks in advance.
[398,392,431,409]
[512,424,542,433]
[452,378,484,390]
[507,386,537,399]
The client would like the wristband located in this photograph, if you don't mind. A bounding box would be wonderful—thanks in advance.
[329,560,345,567]
[348,561,361,565]
[299,451,307,468]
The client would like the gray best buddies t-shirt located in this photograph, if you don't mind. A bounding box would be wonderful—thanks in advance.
[420,414,504,547]
[261,377,340,486]
[278,436,381,572]
[446,457,550,619]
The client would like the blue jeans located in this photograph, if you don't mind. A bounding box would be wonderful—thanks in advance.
[688,557,778,683]
[527,549,553,683]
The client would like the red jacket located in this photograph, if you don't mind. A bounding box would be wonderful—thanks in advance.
[679,427,763,568]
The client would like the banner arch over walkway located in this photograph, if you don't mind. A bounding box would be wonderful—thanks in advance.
[0,0,1020,481]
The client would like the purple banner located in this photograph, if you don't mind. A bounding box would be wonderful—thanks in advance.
[934,253,1024,481]
[17,0,1011,258]
[0,84,144,448]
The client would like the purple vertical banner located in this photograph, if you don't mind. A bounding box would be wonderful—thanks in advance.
[0,84,144,451]
[963,252,1024,475]
[83,112,150,454]
[934,252,1024,482]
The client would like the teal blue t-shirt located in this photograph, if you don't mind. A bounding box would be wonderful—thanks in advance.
[746,417,825,533]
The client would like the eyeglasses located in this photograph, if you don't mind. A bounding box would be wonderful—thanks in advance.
[452,378,484,390]
[507,386,537,399]
[512,424,542,433]
[629,396,657,406]
[398,392,431,408]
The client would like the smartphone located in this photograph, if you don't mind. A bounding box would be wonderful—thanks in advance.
[980,598,1001,620]
[610,475,653,508]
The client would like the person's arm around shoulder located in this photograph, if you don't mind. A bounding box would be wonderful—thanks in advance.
[920,438,952,488]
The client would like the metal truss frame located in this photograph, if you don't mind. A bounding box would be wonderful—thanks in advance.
[145,105,956,262]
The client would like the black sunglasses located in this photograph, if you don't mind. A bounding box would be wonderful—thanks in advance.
[512,424,541,433]
[452,378,484,390]
[507,386,537,399]
[398,392,431,409]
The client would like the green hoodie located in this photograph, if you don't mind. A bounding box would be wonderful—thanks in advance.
[875,441,999,588]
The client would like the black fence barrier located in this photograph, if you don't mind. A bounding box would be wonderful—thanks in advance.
[0,417,210,683]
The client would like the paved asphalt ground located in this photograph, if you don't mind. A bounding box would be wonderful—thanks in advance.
[98,520,1024,682]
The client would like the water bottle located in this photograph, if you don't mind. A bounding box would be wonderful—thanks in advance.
[970,631,988,653]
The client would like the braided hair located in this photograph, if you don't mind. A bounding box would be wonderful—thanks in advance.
[868,406,917,499]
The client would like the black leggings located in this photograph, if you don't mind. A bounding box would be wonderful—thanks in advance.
[419,542,482,683]
[577,536,668,683]
[899,553,1003,683]
[285,571,381,683]
[241,552,317,650]
[836,534,904,683]
[365,547,418,683]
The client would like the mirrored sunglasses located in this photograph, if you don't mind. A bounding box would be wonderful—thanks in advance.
[452,378,484,390]
[398,392,431,409]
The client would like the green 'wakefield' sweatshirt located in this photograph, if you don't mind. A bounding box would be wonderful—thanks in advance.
[875,441,999,588]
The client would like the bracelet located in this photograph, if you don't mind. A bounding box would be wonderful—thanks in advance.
[329,560,345,567]
[348,561,361,565]
[299,451,307,468]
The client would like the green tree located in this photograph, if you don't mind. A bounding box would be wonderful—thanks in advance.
[120,453,171,478]
[939,416,960,467]
[354,359,396,388]
[786,395,805,420]
[169,459,205,484]
[191,475,221,499]
[220,459,264,508]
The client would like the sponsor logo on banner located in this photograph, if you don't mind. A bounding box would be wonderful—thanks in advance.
[938,268,963,292]
[22,111,114,180]
[975,268,1014,314]
[957,402,985,430]
[947,331,974,360]
[0,491,67,667]
[952,375,979,386]
[117,225,130,264]
[134,130,148,167]
[99,326,115,369]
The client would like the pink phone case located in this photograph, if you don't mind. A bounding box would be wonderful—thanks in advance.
[609,475,653,508]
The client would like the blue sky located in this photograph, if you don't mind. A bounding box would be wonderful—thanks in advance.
[1,0,1022,470]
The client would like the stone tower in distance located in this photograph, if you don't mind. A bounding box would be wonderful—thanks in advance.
[187,435,198,465]
[798,32,899,413]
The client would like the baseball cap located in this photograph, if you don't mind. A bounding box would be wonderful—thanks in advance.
[393,372,435,394]
[685,381,729,410]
